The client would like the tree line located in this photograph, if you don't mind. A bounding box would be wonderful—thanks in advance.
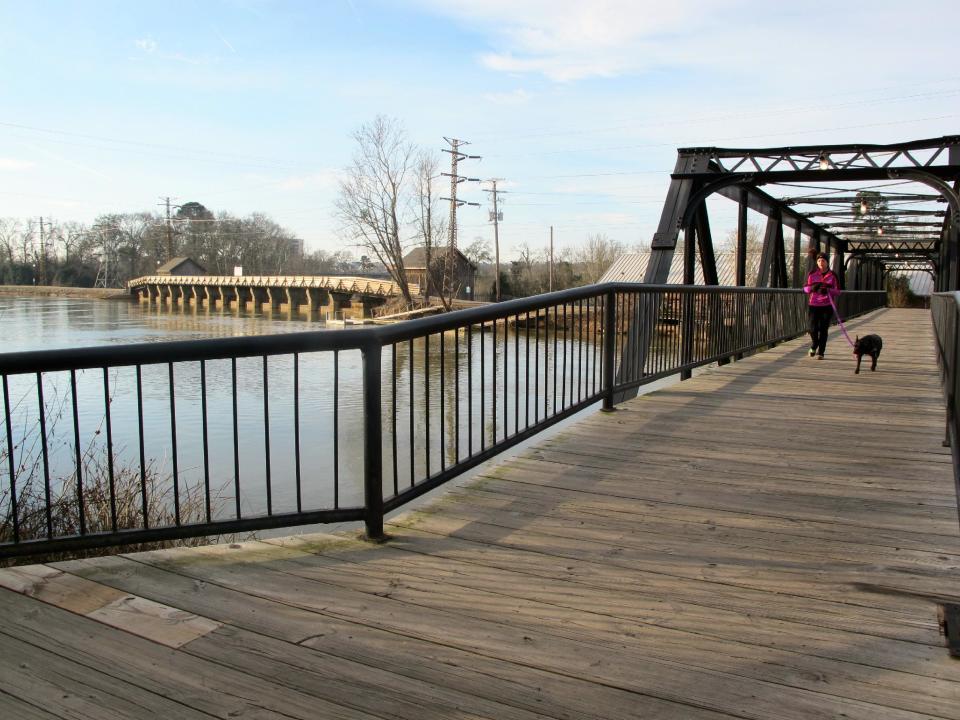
[0,207,355,288]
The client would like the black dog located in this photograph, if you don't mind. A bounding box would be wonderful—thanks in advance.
[853,334,883,374]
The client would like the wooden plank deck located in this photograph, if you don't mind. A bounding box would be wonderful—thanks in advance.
[2,307,958,719]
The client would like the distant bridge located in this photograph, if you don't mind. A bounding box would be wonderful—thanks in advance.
[127,275,418,319]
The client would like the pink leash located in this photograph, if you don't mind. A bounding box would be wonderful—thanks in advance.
[827,294,856,348]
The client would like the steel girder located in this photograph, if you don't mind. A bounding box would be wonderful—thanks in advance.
[648,135,959,292]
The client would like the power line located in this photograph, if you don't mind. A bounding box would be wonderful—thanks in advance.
[469,81,960,143]
[0,120,307,170]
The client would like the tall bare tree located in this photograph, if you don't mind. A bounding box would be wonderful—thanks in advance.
[574,233,625,284]
[412,149,448,301]
[722,222,764,276]
[335,115,415,305]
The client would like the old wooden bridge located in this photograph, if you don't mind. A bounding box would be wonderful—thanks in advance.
[2,136,959,718]
[128,274,418,319]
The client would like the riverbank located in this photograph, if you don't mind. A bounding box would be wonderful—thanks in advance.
[0,284,131,301]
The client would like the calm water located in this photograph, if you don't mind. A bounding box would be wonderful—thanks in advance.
[1,296,602,536]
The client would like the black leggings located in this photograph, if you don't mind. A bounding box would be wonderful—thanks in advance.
[808,305,832,356]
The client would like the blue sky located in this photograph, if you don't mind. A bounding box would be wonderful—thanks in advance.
[1,0,957,259]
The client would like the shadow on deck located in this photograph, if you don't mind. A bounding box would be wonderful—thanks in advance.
[1,308,958,720]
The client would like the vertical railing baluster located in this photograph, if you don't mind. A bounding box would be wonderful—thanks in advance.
[392,344,398,494]
[492,319,498,444]
[408,340,415,485]
[553,304,559,415]
[524,312,530,427]
[592,295,599,395]
[70,370,85,535]
[167,364,180,526]
[294,354,302,513]
[440,337,446,472]
[455,327,461,461]
[502,316,508,439]
[136,366,147,528]
[425,334,431,478]
[36,374,52,538]
[335,349,341,505]
[103,368,117,531]
[468,324,474,456]
[578,298,584,402]
[201,360,211,522]
[231,358,241,519]
[543,308,549,420]
[534,311,540,424]
[514,314,519,435]
[3,375,18,543]
[262,356,272,516]
[479,323,485,451]
[569,301,576,405]
[561,304,568,409]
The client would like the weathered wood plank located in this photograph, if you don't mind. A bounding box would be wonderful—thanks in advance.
[55,555,740,720]
[0,631,215,720]
[0,691,63,720]
[252,535,960,717]
[0,588,384,720]
[95,549,950,720]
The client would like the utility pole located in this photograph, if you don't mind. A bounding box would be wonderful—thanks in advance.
[38,216,47,286]
[549,226,554,292]
[483,179,505,301]
[440,138,480,305]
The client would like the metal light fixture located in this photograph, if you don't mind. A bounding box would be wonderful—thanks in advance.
[819,152,829,170]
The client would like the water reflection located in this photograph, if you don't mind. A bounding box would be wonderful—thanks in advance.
[1,297,602,537]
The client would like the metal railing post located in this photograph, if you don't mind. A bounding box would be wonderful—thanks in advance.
[680,289,694,380]
[362,340,385,540]
[602,289,616,411]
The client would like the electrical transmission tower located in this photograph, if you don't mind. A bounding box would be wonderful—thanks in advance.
[93,224,117,289]
[440,138,480,304]
[158,196,181,261]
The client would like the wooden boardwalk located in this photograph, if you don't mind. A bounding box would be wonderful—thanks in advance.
[2,307,958,719]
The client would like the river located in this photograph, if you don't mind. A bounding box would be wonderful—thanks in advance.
[1,296,605,539]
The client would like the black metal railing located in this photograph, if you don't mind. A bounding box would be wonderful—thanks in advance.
[930,292,960,526]
[0,283,886,557]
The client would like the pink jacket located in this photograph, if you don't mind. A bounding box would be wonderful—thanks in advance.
[804,269,840,308]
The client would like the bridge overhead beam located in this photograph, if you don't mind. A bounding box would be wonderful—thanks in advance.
[652,136,959,291]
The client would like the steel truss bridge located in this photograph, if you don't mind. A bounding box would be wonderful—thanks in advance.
[645,135,960,292]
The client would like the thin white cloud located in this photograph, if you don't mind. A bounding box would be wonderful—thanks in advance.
[0,158,36,171]
[419,0,955,87]
[482,89,533,105]
[278,170,342,192]
[212,26,236,53]
[420,0,724,81]
[135,37,158,53]
[134,35,219,65]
